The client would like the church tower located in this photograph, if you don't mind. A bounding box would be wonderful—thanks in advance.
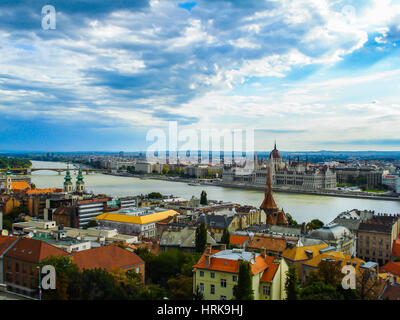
[260,166,278,216]
[5,165,12,194]
[75,167,85,193]
[64,166,73,193]
[260,166,288,226]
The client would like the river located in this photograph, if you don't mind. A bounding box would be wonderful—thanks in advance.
[29,160,400,224]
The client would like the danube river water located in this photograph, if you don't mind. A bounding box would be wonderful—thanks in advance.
[30,160,400,224]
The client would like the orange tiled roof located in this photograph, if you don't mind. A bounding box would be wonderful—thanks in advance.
[248,236,287,252]
[4,181,31,191]
[260,258,279,283]
[193,249,274,275]
[71,244,144,271]
[381,262,400,277]
[27,188,63,195]
[392,238,400,257]
[0,236,18,255]
[4,238,68,262]
[230,235,250,246]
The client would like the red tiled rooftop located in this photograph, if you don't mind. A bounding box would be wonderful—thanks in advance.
[230,235,249,246]
[381,262,400,277]
[4,237,68,262]
[193,249,276,276]
[0,236,18,256]
[71,244,144,271]
[392,238,400,257]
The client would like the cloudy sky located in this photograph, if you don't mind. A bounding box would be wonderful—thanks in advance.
[1,0,400,152]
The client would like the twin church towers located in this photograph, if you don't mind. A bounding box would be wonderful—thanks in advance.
[64,166,85,193]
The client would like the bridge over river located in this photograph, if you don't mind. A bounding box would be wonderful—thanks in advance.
[0,167,110,175]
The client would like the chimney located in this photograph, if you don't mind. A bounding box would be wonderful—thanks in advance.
[261,247,266,259]
[207,243,212,254]
[205,254,211,267]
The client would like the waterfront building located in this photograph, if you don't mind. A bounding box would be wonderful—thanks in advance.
[382,173,400,193]
[222,143,337,190]
[367,171,383,189]
[193,245,288,300]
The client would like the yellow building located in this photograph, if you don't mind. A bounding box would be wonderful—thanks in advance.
[301,251,368,283]
[193,245,288,300]
[93,209,179,238]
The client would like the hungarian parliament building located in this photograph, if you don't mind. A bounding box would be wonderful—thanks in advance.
[222,143,337,190]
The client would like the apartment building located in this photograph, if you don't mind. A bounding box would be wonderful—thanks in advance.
[357,213,400,266]
[193,245,288,300]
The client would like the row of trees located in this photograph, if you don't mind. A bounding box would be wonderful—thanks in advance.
[39,256,165,300]
[134,248,201,300]
[0,157,32,169]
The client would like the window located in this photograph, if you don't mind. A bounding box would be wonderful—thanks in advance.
[200,271,204,277]
[200,283,204,292]
[6,261,11,270]
[263,285,270,296]
[233,275,237,282]
[210,284,215,294]
[22,264,27,273]
[221,279,227,288]
[220,295,227,300]
[15,262,19,272]
[210,272,215,279]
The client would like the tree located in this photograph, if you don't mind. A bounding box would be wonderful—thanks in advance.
[195,222,207,253]
[167,275,193,300]
[147,192,162,199]
[200,191,208,205]
[38,255,80,300]
[300,281,338,300]
[307,219,324,230]
[221,229,230,246]
[356,269,382,300]
[193,285,204,300]
[286,213,298,226]
[83,220,99,229]
[234,261,254,300]
[306,260,343,287]
[285,264,300,300]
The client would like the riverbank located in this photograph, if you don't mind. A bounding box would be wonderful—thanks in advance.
[104,171,400,202]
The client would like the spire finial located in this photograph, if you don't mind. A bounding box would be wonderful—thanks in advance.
[274,140,277,149]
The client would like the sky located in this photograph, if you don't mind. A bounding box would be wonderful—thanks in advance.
[1,0,400,152]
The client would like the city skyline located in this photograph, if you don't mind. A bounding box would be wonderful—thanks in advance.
[1,1,400,151]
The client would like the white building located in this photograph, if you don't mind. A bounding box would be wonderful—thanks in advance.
[382,174,400,192]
